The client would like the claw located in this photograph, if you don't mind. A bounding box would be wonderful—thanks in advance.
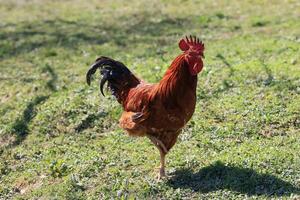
[157,168,166,180]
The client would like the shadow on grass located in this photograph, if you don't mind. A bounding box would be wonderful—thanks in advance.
[11,65,58,145]
[167,161,300,197]
[0,15,189,59]
[260,59,274,86]
[43,64,58,92]
[74,111,108,133]
[11,95,49,145]
[216,53,234,76]
[198,53,235,100]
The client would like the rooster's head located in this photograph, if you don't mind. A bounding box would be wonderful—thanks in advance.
[179,35,205,76]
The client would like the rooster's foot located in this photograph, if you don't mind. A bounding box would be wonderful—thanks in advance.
[156,167,166,180]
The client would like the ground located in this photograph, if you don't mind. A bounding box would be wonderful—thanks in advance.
[0,0,299,199]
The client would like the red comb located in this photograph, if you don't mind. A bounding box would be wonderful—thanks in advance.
[179,35,204,52]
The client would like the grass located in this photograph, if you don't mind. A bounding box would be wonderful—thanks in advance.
[0,0,299,199]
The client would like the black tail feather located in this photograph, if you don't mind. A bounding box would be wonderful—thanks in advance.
[86,56,140,100]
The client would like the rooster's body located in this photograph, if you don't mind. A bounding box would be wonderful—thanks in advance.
[86,36,205,179]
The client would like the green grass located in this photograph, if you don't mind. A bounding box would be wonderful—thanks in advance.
[0,0,299,199]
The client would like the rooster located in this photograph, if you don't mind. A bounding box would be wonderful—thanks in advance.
[86,36,205,179]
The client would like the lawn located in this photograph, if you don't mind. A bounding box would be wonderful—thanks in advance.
[0,0,299,199]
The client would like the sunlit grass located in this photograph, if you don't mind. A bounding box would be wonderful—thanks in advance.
[0,0,299,199]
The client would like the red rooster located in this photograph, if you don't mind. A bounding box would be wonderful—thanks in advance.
[86,36,205,179]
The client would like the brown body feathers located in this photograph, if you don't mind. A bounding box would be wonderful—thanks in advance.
[86,36,204,179]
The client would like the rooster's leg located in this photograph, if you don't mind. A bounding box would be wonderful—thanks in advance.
[147,135,167,179]
[158,148,166,179]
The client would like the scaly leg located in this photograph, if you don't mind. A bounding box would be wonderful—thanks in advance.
[147,135,167,180]
[158,148,166,179]
[147,135,167,153]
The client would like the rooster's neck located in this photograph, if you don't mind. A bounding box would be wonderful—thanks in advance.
[157,55,197,108]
